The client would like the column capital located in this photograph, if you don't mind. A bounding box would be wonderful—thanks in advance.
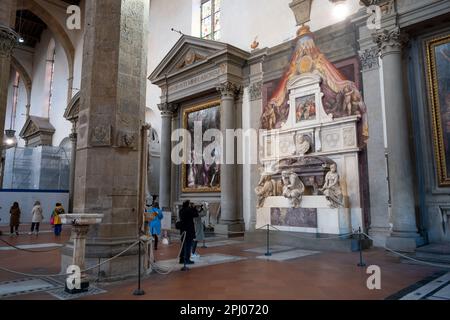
[359,47,380,71]
[216,81,242,99]
[373,28,408,57]
[157,103,178,116]
[0,24,19,58]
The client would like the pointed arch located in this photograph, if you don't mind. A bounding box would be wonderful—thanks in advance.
[18,0,75,101]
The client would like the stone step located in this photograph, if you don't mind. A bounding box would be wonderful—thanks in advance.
[245,230,371,253]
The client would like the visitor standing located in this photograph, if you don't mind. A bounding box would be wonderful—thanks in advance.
[51,203,65,236]
[29,201,44,235]
[191,203,207,259]
[178,200,198,264]
[148,202,163,250]
[9,202,21,236]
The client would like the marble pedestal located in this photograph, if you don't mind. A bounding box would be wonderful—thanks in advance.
[60,213,103,293]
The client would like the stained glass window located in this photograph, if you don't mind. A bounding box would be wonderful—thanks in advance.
[201,0,221,40]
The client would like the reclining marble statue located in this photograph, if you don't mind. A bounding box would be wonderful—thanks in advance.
[319,163,343,208]
[255,172,277,208]
[281,170,305,208]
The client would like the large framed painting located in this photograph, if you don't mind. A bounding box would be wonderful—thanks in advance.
[426,34,450,186]
[181,100,221,193]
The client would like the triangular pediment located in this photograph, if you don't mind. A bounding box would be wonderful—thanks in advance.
[19,116,55,139]
[64,91,80,121]
[149,35,249,84]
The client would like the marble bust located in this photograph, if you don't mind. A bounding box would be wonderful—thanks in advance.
[281,170,305,208]
[320,163,343,208]
[293,133,311,156]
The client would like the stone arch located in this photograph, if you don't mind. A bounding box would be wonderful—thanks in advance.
[10,56,32,108]
[18,0,75,101]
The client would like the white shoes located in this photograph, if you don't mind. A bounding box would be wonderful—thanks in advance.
[191,253,200,259]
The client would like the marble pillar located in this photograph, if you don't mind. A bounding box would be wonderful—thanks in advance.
[216,81,244,236]
[68,123,77,213]
[375,28,421,252]
[246,51,266,231]
[359,45,391,246]
[158,103,177,211]
[0,0,16,158]
[61,0,149,280]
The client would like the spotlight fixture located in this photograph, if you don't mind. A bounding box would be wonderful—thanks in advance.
[330,0,349,20]
[4,129,17,147]
[18,37,24,43]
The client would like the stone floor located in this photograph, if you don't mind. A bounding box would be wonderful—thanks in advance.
[0,224,448,300]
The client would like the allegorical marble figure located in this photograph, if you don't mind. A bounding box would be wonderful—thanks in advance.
[320,163,343,208]
[281,170,305,208]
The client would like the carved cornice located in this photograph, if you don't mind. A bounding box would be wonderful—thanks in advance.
[249,81,263,101]
[216,81,241,99]
[157,103,178,116]
[373,28,409,57]
[359,47,379,71]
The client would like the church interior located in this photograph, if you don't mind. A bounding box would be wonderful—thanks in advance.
[0,0,450,302]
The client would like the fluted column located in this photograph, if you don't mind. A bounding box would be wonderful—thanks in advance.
[158,103,178,211]
[216,81,244,236]
[358,46,391,246]
[374,28,421,252]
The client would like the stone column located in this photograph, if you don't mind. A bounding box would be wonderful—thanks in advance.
[0,0,17,156]
[246,51,266,231]
[216,81,244,236]
[158,103,177,211]
[68,122,77,213]
[358,45,391,246]
[375,28,421,252]
[70,225,89,291]
[62,0,149,280]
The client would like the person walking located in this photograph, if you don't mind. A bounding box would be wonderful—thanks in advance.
[148,202,163,251]
[51,203,65,236]
[9,202,21,236]
[178,200,198,264]
[29,201,44,235]
[191,203,207,259]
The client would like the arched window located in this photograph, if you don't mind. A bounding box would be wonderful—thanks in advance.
[201,0,221,40]
[44,38,56,118]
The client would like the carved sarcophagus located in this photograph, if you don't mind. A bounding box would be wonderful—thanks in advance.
[273,155,336,195]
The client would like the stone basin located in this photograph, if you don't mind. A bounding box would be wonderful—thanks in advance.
[60,213,104,225]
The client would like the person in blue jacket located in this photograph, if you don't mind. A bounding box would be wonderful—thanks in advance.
[148,202,164,251]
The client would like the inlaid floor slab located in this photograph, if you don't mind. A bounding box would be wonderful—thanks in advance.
[399,272,450,300]
[0,278,57,298]
[202,240,243,248]
[256,249,320,261]
[0,243,63,251]
[47,286,107,300]
[156,253,246,271]
[244,245,294,254]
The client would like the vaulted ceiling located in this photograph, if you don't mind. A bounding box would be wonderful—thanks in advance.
[15,10,47,48]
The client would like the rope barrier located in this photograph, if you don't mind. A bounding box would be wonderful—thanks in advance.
[149,231,187,275]
[0,240,141,279]
[361,232,450,269]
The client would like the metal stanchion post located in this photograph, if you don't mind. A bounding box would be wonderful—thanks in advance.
[265,224,272,257]
[133,239,145,295]
[357,227,366,267]
[181,234,189,271]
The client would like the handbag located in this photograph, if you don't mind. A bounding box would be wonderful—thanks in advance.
[50,215,54,225]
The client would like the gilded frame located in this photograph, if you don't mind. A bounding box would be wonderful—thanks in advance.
[426,34,450,187]
[181,99,221,193]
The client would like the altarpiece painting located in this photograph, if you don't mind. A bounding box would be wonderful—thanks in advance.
[426,34,450,186]
[182,101,221,192]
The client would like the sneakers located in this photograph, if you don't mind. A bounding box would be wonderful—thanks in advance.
[191,253,200,259]
[28,232,33,235]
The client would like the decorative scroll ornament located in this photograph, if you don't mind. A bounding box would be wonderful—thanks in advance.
[359,47,379,71]
[249,81,262,101]
[157,103,179,116]
[0,24,19,57]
